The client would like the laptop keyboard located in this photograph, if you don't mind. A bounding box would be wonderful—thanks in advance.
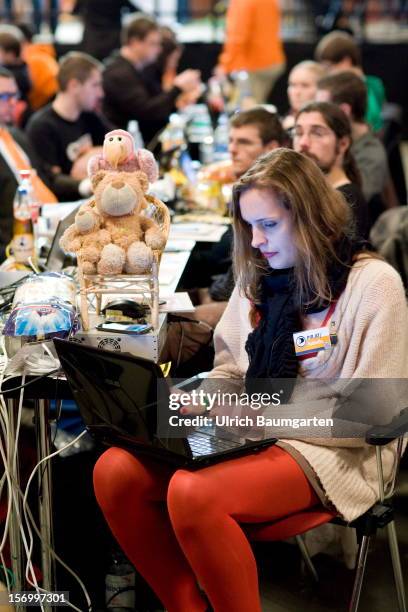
[187,431,241,457]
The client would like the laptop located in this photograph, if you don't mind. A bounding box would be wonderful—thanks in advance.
[45,202,82,271]
[53,339,276,467]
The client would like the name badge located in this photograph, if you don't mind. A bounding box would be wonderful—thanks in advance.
[293,326,332,357]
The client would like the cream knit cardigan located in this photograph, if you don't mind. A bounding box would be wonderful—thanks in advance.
[207,258,408,522]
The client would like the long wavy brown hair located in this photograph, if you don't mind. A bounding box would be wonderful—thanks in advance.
[231,148,358,319]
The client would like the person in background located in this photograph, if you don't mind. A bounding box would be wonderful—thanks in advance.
[26,51,108,201]
[4,0,59,34]
[0,67,56,260]
[292,101,368,236]
[16,22,59,112]
[215,0,285,104]
[282,60,326,130]
[149,26,182,91]
[0,26,31,107]
[314,30,385,133]
[74,0,138,62]
[103,14,202,146]
[316,70,392,222]
[144,25,198,112]
[94,148,408,612]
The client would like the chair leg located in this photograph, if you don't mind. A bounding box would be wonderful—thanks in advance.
[295,535,319,583]
[387,521,407,612]
[348,535,370,612]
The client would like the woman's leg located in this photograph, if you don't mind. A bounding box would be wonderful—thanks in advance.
[93,448,207,612]
[167,445,319,612]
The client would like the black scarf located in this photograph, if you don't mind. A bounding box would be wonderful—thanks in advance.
[244,237,368,400]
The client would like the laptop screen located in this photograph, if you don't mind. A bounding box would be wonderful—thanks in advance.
[46,202,82,271]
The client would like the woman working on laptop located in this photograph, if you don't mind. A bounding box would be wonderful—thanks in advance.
[93,149,408,612]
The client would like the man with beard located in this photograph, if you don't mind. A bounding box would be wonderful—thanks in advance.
[292,101,369,237]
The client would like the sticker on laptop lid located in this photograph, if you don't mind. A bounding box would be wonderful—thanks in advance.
[293,326,332,356]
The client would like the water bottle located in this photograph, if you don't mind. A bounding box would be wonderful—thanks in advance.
[160,113,186,153]
[213,113,230,162]
[231,71,255,111]
[19,169,41,224]
[105,550,136,611]
[186,104,214,162]
[127,119,145,150]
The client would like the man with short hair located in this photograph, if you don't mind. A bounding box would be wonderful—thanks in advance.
[103,13,202,145]
[316,70,389,211]
[26,51,108,201]
[228,106,286,178]
[314,29,385,133]
[0,67,56,260]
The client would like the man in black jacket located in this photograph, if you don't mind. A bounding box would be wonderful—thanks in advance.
[103,13,201,146]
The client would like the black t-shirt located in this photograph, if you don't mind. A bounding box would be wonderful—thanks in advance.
[103,52,180,146]
[26,104,108,200]
[337,182,369,239]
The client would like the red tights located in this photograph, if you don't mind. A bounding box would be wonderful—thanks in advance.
[93,445,319,612]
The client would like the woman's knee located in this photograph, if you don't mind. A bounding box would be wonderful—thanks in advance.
[93,447,154,513]
[167,470,217,532]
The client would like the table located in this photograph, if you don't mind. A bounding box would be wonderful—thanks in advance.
[2,376,73,612]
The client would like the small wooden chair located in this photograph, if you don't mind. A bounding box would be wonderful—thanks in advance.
[78,195,171,331]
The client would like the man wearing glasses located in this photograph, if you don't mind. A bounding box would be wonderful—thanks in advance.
[292,100,369,236]
[0,67,55,260]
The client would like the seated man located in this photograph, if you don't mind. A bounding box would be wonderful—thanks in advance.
[316,70,391,222]
[292,101,368,236]
[26,52,109,201]
[103,13,202,146]
[0,67,56,260]
[0,26,31,107]
[314,30,385,133]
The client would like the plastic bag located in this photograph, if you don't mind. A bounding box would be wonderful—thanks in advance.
[3,272,77,340]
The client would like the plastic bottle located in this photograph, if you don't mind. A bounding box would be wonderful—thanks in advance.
[12,186,35,264]
[160,113,186,153]
[186,104,214,162]
[213,113,230,162]
[19,169,41,224]
[105,550,136,611]
[231,71,256,111]
[127,119,145,150]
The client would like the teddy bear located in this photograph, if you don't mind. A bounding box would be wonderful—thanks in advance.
[59,203,111,274]
[89,168,166,275]
[87,129,158,183]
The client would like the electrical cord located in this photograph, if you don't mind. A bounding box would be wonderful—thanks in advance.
[22,429,92,612]
[0,368,62,394]
[0,341,92,611]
